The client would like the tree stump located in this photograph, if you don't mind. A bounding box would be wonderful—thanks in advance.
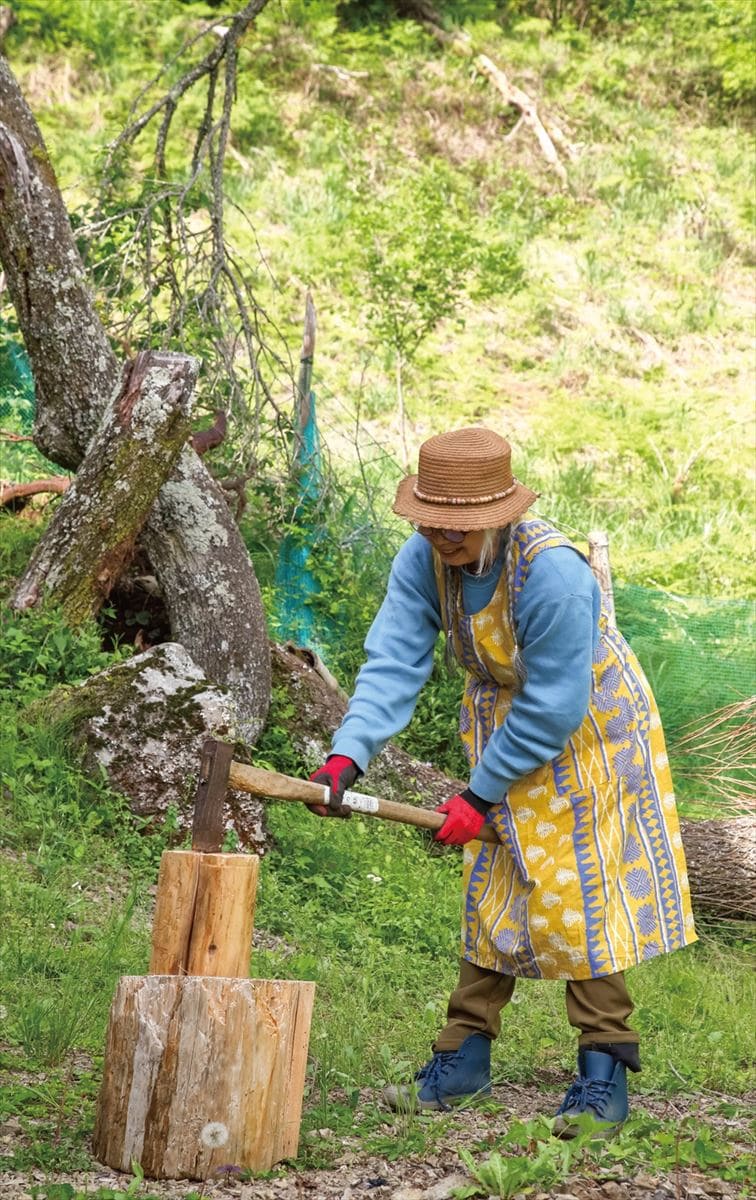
[92,975,315,1179]
[95,783,314,1179]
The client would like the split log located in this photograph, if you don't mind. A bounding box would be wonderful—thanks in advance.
[149,850,259,977]
[11,351,197,624]
[0,55,271,741]
[93,975,315,1179]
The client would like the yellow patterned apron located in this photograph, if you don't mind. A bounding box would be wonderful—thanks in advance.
[434,518,697,981]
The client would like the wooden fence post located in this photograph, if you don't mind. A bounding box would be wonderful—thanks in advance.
[588,528,616,627]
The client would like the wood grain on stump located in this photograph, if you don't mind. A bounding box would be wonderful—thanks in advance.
[93,975,315,1179]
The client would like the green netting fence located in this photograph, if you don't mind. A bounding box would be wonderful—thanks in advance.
[273,389,329,654]
[0,320,35,432]
[615,585,754,740]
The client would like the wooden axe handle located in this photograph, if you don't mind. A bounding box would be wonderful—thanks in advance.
[227,761,500,844]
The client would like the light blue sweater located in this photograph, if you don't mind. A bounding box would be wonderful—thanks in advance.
[332,532,601,804]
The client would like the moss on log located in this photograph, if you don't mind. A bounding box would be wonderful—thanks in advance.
[11,352,198,624]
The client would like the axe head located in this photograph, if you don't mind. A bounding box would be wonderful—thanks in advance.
[192,738,234,851]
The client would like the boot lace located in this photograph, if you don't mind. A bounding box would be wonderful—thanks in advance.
[561,1076,614,1118]
[417,1051,459,1111]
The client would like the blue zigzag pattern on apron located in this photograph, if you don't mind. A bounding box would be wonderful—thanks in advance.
[464,842,494,960]
[489,804,539,977]
[607,627,686,949]
[571,792,611,976]
[589,785,618,973]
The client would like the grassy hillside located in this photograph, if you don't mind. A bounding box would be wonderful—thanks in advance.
[3,0,755,596]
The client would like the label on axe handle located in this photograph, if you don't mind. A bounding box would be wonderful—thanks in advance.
[338,788,380,815]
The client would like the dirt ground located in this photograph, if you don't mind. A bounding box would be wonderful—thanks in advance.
[2,1080,752,1200]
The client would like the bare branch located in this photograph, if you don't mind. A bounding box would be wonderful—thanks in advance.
[102,2,270,181]
[0,429,34,442]
[1,476,70,505]
[84,0,293,484]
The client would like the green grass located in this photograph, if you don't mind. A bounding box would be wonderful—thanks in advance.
[0,617,753,1187]
[3,4,754,595]
[3,734,754,1180]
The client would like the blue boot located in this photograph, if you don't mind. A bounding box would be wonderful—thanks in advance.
[383,1033,492,1112]
[554,1048,628,1138]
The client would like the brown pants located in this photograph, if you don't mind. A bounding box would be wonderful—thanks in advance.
[435,958,639,1052]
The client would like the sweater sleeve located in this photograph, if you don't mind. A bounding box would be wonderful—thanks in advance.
[331,534,442,772]
[469,546,600,803]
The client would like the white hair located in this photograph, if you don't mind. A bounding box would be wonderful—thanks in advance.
[473,527,508,575]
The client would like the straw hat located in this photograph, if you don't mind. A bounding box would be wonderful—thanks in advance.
[393,427,538,531]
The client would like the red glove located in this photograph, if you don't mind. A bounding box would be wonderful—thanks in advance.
[309,755,360,818]
[435,793,486,845]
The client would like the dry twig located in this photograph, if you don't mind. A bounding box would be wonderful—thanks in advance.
[672,698,756,816]
[400,1,574,185]
[0,429,34,442]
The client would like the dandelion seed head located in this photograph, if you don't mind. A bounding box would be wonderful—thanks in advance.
[201,1121,229,1148]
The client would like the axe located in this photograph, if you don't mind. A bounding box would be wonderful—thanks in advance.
[193,738,499,849]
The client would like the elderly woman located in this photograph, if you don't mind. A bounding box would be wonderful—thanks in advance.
[310,427,696,1133]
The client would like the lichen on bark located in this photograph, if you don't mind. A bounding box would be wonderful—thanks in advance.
[11,352,199,625]
[1,53,271,742]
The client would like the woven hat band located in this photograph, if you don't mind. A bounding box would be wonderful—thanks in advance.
[413,480,519,506]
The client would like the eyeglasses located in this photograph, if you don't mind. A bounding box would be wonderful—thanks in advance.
[415,525,468,544]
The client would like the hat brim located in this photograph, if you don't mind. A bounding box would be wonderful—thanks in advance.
[392,474,539,531]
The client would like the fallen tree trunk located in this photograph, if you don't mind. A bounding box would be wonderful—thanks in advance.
[12,351,197,623]
[678,815,756,922]
[0,51,271,742]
